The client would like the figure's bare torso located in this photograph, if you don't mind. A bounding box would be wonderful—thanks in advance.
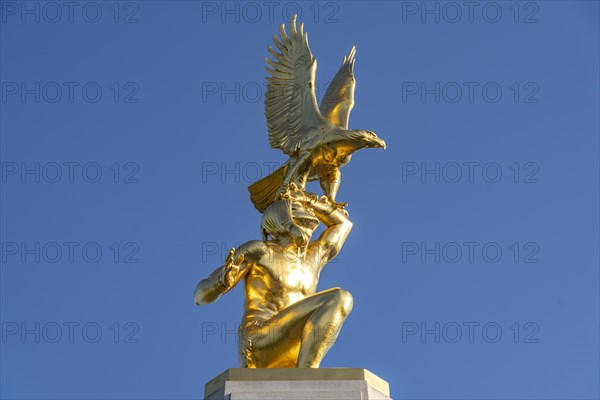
[242,242,322,327]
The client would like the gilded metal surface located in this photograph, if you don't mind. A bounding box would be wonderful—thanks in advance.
[248,15,385,212]
[195,15,385,368]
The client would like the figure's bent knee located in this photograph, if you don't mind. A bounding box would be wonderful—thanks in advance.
[330,288,353,316]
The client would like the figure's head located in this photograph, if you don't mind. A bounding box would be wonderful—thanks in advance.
[346,129,386,150]
[260,199,319,248]
[290,201,319,236]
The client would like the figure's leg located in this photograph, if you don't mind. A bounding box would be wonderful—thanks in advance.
[296,288,352,367]
[246,287,353,368]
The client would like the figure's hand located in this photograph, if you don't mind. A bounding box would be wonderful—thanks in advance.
[220,247,244,289]
[319,196,349,217]
[279,183,317,204]
[331,200,348,210]
[279,182,301,201]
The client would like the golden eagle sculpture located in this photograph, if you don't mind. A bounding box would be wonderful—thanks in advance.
[248,15,386,213]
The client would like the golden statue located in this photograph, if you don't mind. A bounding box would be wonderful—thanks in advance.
[195,15,385,368]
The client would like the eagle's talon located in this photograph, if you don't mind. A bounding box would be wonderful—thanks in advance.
[331,201,348,209]
[278,182,299,200]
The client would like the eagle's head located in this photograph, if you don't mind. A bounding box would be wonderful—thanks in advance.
[346,129,386,150]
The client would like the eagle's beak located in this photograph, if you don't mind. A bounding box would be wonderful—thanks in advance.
[371,137,386,150]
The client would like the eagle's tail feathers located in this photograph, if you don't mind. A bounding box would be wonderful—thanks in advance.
[248,163,288,213]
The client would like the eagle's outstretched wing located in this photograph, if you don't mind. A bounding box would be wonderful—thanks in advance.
[265,15,328,156]
[319,47,356,129]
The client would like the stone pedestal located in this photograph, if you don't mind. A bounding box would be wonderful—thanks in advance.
[204,368,391,399]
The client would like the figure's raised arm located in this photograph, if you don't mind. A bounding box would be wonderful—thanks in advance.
[194,241,266,305]
[281,186,352,266]
[309,199,352,265]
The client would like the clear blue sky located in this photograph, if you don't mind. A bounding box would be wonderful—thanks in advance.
[1,1,598,399]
